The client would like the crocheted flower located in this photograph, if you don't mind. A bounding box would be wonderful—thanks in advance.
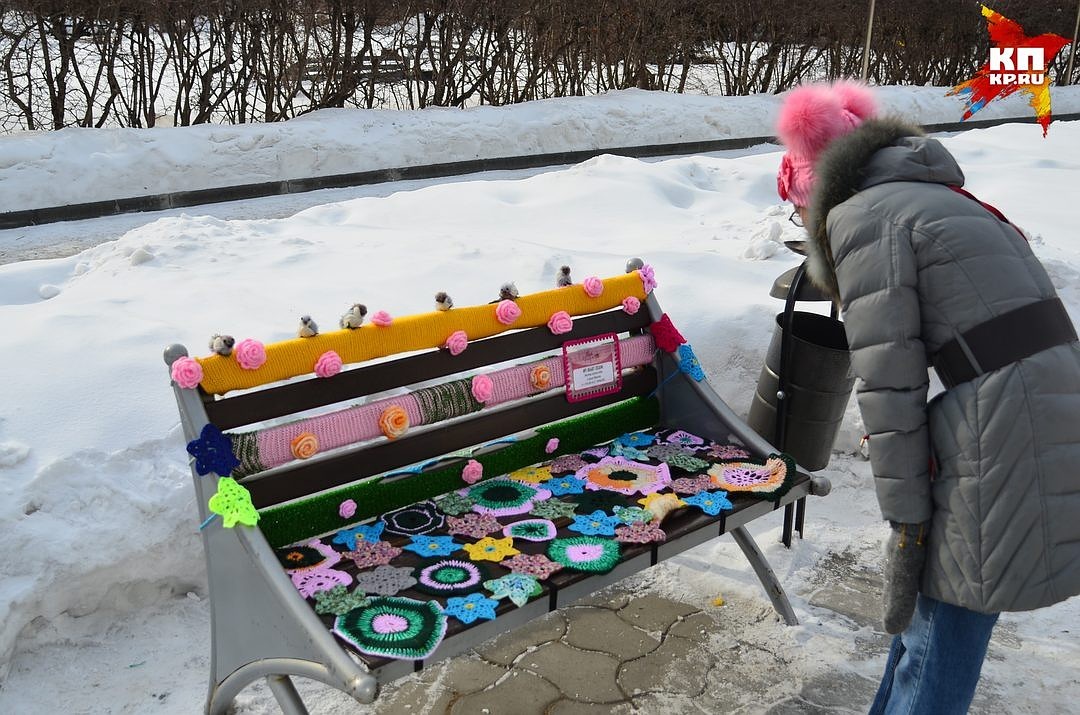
[508,465,553,484]
[706,443,751,460]
[609,442,649,460]
[371,310,393,327]
[546,475,587,496]
[529,499,579,520]
[622,296,641,315]
[666,430,705,447]
[290,432,319,460]
[207,478,256,529]
[615,521,667,544]
[677,344,705,382]
[446,512,503,539]
[707,456,790,497]
[577,457,671,496]
[638,264,657,294]
[683,490,734,516]
[502,553,564,580]
[333,596,447,660]
[170,356,203,389]
[462,459,483,485]
[465,478,552,517]
[615,432,656,448]
[343,540,403,569]
[378,404,410,439]
[276,540,340,572]
[550,454,588,474]
[445,330,469,356]
[463,536,519,562]
[403,535,462,557]
[292,568,352,599]
[339,499,357,519]
[547,536,622,573]
[613,506,653,524]
[414,559,489,596]
[530,364,552,391]
[502,518,557,542]
[313,585,370,616]
[582,276,604,298]
[443,592,500,624]
[436,492,475,516]
[313,350,343,378]
[471,374,493,403]
[649,314,686,353]
[380,500,444,536]
[234,338,266,370]
[186,424,240,476]
[647,443,695,461]
[568,510,622,536]
[332,522,385,550]
[664,453,711,473]
[545,438,560,454]
[354,565,418,596]
[670,476,714,495]
[547,310,573,334]
[484,573,543,607]
[495,299,522,325]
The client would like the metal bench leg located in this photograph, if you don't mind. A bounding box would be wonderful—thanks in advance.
[729,526,798,626]
[795,497,806,539]
[267,674,309,715]
[781,503,794,548]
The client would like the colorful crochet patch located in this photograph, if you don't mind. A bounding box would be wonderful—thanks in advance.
[403,535,462,557]
[705,443,751,460]
[568,510,622,536]
[547,536,622,573]
[414,559,489,596]
[413,378,483,423]
[646,443,695,461]
[614,521,667,544]
[507,465,554,484]
[550,454,589,474]
[463,536,519,563]
[465,479,552,517]
[446,512,503,539]
[442,593,500,625]
[670,476,714,495]
[665,430,705,447]
[529,499,579,520]
[683,490,734,516]
[609,442,649,460]
[276,542,336,571]
[314,585,371,616]
[613,506,653,524]
[292,568,352,599]
[484,573,543,607]
[501,553,565,580]
[208,477,259,528]
[187,424,240,477]
[502,518,558,542]
[353,565,418,596]
[546,475,587,496]
[333,597,447,660]
[707,455,793,500]
[343,540,403,569]
[332,522,386,550]
[614,432,656,448]
[578,457,671,496]
[380,500,445,536]
[436,492,475,516]
[663,453,711,473]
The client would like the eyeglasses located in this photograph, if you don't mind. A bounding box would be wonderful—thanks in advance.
[788,209,804,228]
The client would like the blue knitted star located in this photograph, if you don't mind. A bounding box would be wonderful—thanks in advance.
[186,423,240,476]
[546,475,586,496]
[443,592,500,624]
[332,522,385,550]
[683,490,733,516]
[568,510,622,536]
[403,535,462,557]
[614,431,656,448]
[677,344,706,382]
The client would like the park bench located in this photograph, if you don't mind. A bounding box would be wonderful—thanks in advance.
[165,260,830,715]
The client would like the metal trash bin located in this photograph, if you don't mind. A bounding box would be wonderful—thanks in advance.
[747,310,854,471]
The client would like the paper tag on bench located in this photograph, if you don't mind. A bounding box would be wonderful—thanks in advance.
[562,333,622,403]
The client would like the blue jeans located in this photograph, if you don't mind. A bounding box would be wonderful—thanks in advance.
[869,593,999,715]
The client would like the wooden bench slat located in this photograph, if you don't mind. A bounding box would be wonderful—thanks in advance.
[245,367,658,508]
[205,308,652,430]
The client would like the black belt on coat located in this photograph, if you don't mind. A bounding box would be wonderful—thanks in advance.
[931,297,1078,390]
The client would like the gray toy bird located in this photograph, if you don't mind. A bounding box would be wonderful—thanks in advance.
[297,315,319,338]
[556,265,573,288]
[340,303,367,329]
[209,334,235,356]
[435,292,453,311]
[498,282,519,301]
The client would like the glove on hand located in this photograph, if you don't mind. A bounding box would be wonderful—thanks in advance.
[882,521,928,635]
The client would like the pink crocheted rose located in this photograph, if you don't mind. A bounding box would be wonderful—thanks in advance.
[472,374,494,403]
[583,276,604,298]
[639,264,657,294]
[545,438,560,454]
[462,459,483,485]
[339,499,357,519]
[170,356,203,389]
[622,296,640,315]
[547,311,573,335]
[371,310,393,327]
[314,350,342,378]
[234,338,267,370]
[495,299,521,325]
[445,330,468,356]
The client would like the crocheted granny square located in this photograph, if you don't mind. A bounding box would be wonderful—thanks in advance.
[550,454,589,475]
[343,540,403,570]
[501,553,564,580]
[333,597,447,660]
[414,559,489,596]
[614,521,667,544]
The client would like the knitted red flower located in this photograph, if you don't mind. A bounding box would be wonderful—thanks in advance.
[649,314,686,353]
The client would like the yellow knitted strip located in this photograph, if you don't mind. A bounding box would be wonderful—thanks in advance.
[197,272,647,394]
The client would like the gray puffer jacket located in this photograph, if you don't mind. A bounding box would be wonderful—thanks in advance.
[805,117,1080,614]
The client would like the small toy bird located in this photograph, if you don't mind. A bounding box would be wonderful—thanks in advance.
[556,265,573,288]
[209,334,235,356]
[435,291,453,311]
[339,303,367,329]
[297,315,319,338]
[499,282,519,301]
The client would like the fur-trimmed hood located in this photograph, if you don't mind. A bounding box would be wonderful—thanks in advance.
[803,118,965,297]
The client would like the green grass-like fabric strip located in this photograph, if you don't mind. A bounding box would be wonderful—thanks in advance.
[258,397,659,548]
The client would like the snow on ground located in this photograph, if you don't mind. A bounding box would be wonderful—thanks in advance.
[1,88,1079,713]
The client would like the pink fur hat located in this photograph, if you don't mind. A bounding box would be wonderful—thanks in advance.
[776,81,877,207]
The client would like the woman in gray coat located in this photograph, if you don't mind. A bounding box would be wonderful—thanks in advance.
[775,82,1080,714]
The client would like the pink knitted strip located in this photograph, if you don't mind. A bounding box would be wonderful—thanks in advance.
[252,334,656,470]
